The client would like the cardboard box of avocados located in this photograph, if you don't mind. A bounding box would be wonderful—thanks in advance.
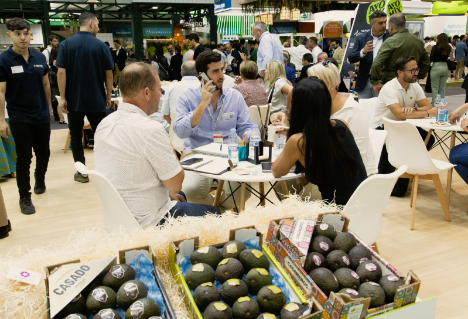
[44,245,176,319]
[265,212,422,319]
[168,225,322,319]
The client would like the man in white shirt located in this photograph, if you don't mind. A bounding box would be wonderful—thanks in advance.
[162,61,200,124]
[94,62,221,228]
[283,36,311,71]
[164,43,175,65]
[307,37,322,63]
[42,35,59,65]
[183,48,194,63]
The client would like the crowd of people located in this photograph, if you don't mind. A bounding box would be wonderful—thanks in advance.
[0,11,467,236]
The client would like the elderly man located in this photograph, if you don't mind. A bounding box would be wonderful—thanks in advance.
[95,62,221,228]
[317,52,328,62]
[252,21,284,83]
[284,36,311,71]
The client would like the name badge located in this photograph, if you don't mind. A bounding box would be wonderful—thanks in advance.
[11,66,24,74]
[213,132,223,144]
[222,112,234,120]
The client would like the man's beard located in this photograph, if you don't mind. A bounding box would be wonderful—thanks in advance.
[403,74,417,83]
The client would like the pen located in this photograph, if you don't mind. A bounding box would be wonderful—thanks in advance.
[242,133,247,146]
[220,144,223,151]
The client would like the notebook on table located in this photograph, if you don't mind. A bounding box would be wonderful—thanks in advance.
[193,143,229,158]
[181,154,234,175]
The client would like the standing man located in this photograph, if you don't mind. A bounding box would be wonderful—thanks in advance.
[188,34,205,61]
[330,39,344,64]
[308,37,322,63]
[324,39,333,56]
[455,35,468,80]
[348,10,390,99]
[57,12,114,183]
[43,35,59,65]
[213,43,228,73]
[252,21,284,83]
[283,38,291,48]
[113,39,126,72]
[164,43,175,65]
[0,18,52,214]
[284,36,311,71]
[370,13,430,94]
[224,42,243,77]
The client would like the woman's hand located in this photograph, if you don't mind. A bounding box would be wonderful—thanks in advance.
[270,112,289,126]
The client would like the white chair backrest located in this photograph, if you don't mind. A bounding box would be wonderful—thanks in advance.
[169,112,184,153]
[359,97,378,127]
[74,162,142,231]
[249,104,271,128]
[345,165,407,244]
[368,128,387,167]
[383,118,439,175]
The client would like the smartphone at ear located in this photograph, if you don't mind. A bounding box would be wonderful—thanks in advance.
[199,72,216,93]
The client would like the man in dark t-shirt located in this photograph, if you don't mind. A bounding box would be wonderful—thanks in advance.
[57,12,114,183]
[0,18,52,215]
[188,33,205,61]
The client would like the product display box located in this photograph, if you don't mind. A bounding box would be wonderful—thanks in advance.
[44,245,176,319]
[266,212,422,319]
[278,219,315,267]
[168,226,321,319]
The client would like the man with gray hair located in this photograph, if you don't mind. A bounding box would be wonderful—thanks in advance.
[317,52,328,62]
[162,60,200,124]
[370,12,429,93]
[252,21,284,83]
[348,10,390,99]
[283,36,311,71]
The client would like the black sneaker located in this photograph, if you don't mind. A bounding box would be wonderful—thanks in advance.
[34,174,46,195]
[74,172,89,183]
[88,139,94,149]
[7,220,11,232]
[19,198,36,215]
[0,225,8,239]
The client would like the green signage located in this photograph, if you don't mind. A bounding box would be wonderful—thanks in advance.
[432,1,468,15]
[366,0,386,24]
[386,0,403,17]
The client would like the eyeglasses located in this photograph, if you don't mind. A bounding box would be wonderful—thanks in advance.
[401,68,420,74]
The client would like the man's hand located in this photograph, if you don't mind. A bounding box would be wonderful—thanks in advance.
[0,120,9,139]
[348,71,357,79]
[201,79,215,107]
[402,107,414,116]
[373,83,384,94]
[106,97,111,109]
[234,76,242,85]
[461,118,468,133]
[363,41,374,54]
[169,193,186,202]
[60,98,69,114]
[448,105,467,124]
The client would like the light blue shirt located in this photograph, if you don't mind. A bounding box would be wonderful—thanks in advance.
[257,31,285,73]
[174,87,254,150]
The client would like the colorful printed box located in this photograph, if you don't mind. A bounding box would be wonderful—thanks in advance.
[278,219,315,267]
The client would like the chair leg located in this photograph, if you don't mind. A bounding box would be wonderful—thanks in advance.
[410,175,419,230]
[371,242,380,254]
[431,174,452,222]
[64,130,71,154]
[409,176,415,208]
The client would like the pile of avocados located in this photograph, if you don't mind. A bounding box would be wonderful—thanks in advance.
[57,263,162,319]
[186,240,307,319]
[303,223,405,308]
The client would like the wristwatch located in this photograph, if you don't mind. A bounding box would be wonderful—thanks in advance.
[426,111,430,118]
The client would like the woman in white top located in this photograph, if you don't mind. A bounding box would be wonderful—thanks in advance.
[265,60,293,115]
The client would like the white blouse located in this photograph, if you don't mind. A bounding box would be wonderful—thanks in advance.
[268,78,288,114]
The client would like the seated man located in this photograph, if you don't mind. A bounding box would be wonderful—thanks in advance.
[94,62,221,228]
[448,104,468,186]
[297,53,314,83]
[173,51,253,210]
[370,56,437,196]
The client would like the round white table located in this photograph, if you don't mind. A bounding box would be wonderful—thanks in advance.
[406,118,467,206]
[197,161,301,212]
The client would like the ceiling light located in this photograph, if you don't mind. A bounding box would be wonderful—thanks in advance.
[152,6,158,9]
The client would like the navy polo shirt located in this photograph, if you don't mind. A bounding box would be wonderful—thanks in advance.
[0,47,50,124]
[56,31,114,113]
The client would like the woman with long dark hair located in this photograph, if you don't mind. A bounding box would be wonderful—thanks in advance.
[271,77,367,205]
[150,46,169,81]
[49,47,65,123]
[429,33,451,104]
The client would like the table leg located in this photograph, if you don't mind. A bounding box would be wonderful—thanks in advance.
[240,182,246,212]
[425,129,433,146]
[213,179,225,207]
[259,182,266,206]
[281,181,289,197]
[446,132,456,206]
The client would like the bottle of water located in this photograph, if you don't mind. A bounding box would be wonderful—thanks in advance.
[434,94,441,119]
[249,124,261,158]
[273,134,285,160]
[228,128,239,165]
[436,97,447,122]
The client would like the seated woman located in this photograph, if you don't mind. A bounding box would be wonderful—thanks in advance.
[448,104,468,186]
[233,60,268,107]
[307,60,377,176]
[271,77,367,205]
[265,60,293,115]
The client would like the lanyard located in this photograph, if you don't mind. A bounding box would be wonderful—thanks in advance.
[202,89,225,132]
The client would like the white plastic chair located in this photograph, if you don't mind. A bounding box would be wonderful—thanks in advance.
[169,112,184,153]
[359,97,378,127]
[368,128,387,166]
[56,96,91,153]
[383,118,453,230]
[74,162,142,231]
[345,165,408,252]
[249,104,271,128]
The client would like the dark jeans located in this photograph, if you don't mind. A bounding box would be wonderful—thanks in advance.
[67,111,106,165]
[158,192,222,225]
[9,122,51,199]
[450,143,468,185]
[51,100,59,120]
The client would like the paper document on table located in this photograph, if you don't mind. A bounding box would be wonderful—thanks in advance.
[182,154,233,175]
[193,143,229,158]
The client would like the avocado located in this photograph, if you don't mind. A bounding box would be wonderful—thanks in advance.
[232,297,260,319]
[86,286,117,315]
[280,302,307,319]
[94,308,123,319]
[185,263,216,289]
[216,258,244,284]
[193,282,221,312]
[379,274,405,303]
[333,232,357,254]
[190,246,223,270]
[326,250,351,272]
[358,282,386,308]
[348,245,372,270]
[117,280,148,309]
[308,268,339,296]
[125,298,161,319]
[56,293,86,318]
[102,264,136,291]
[64,315,87,319]
[203,301,232,319]
[313,223,337,240]
[337,288,362,299]
[256,285,287,315]
[310,236,333,257]
[220,279,249,307]
[356,260,382,283]
[256,314,277,319]
[334,268,360,290]
[304,252,327,273]
[245,268,273,295]
[222,240,247,259]
[239,249,270,273]
[82,276,103,299]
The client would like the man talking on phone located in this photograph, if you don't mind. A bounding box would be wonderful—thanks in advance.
[174,51,254,211]
[348,11,389,100]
